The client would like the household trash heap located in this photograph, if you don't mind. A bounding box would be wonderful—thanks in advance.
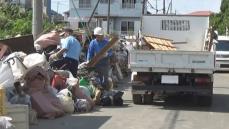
[0,28,129,128]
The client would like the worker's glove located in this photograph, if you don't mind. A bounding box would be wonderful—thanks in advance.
[49,53,58,61]
[102,52,108,58]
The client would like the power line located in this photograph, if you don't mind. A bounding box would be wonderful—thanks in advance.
[148,0,163,14]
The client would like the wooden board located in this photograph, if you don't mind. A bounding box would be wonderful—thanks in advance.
[87,36,119,67]
[0,35,35,54]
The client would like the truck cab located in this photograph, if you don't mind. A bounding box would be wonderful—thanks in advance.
[215,36,229,71]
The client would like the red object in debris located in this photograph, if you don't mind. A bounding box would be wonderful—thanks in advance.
[51,74,67,91]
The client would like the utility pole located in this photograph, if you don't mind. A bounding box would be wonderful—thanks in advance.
[57,1,60,14]
[107,0,111,34]
[163,0,165,14]
[140,0,146,31]
[142,0,146,15]
[156,0,158,14]
[32,0,43,40]
[88,0,101,27]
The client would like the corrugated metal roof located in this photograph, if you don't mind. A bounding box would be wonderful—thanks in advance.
[187,11,213,16]
[143,36,176,50]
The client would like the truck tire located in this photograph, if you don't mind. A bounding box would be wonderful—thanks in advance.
[143,94,152,104]
[133,94,142,104]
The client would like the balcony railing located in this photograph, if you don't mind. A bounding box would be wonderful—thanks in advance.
[122,3,135,8]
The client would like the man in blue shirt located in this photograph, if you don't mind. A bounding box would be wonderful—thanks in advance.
[50,27,81,77]
[87,27,112,90]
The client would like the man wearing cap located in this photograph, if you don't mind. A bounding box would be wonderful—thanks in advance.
[50,27,81,77]
[87,27,112,90]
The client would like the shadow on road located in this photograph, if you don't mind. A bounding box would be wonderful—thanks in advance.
[99,103,131,109]
[214,71,229,74]
[155,94,229,113]
[30,115,111,129]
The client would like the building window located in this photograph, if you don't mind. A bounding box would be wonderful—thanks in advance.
[78,22,87,29]
[122,0,136,8]
[79,0,91,8]
[161,20,190,31]
[121,21,134,35]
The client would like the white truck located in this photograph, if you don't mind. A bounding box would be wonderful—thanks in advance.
[129,15,215,106]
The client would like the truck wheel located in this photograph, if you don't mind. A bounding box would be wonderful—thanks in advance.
[133,94,142,104]
[143,94,152,104]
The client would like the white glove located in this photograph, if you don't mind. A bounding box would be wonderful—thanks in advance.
[102,52,108,58]
[49,53,58,60]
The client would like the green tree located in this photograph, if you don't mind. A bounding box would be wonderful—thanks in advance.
[0,3,64,39]
[210,0,229,35]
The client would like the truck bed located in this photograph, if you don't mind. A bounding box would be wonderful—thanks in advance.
[129,50,215,74]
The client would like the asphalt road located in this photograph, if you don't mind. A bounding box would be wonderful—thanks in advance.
[30,73,229,129]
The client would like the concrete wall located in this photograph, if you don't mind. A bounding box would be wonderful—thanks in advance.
[142,15,210,51]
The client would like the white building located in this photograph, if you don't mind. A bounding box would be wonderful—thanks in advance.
[68,0,145,36]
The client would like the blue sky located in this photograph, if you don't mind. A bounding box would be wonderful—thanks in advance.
[149,0,222,14]
[51,0,222,15]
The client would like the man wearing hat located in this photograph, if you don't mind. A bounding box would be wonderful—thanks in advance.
[87,27,112,90]
[50,27,81,77]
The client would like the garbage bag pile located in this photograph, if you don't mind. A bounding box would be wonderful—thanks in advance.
[0,33,130,126]
[0,49,127,123]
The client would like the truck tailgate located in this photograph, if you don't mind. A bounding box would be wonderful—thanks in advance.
[129,50,215,73]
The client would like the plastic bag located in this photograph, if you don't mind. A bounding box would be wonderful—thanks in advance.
[29,108,38,125]
[3,52,27,80]
[79,77,96,97]
[57,89,75,114]
[79,86,91,98]
[0,61,14,88]
[30,90,65,119]
[0,116,14,129]
[74,99,91,112]
[23,53,49,70]
[51,74,67,91]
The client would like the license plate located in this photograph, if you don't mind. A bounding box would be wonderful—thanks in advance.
[161,75,179,84]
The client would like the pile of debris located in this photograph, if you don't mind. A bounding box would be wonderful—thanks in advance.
[0,34,126,128]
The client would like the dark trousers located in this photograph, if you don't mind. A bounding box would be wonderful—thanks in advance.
[50,57,78,77]
[95,65,110,90]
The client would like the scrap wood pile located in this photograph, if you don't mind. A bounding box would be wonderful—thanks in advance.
[0,35,125,127]
[142,36,176,50]
[121,35,176,51]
